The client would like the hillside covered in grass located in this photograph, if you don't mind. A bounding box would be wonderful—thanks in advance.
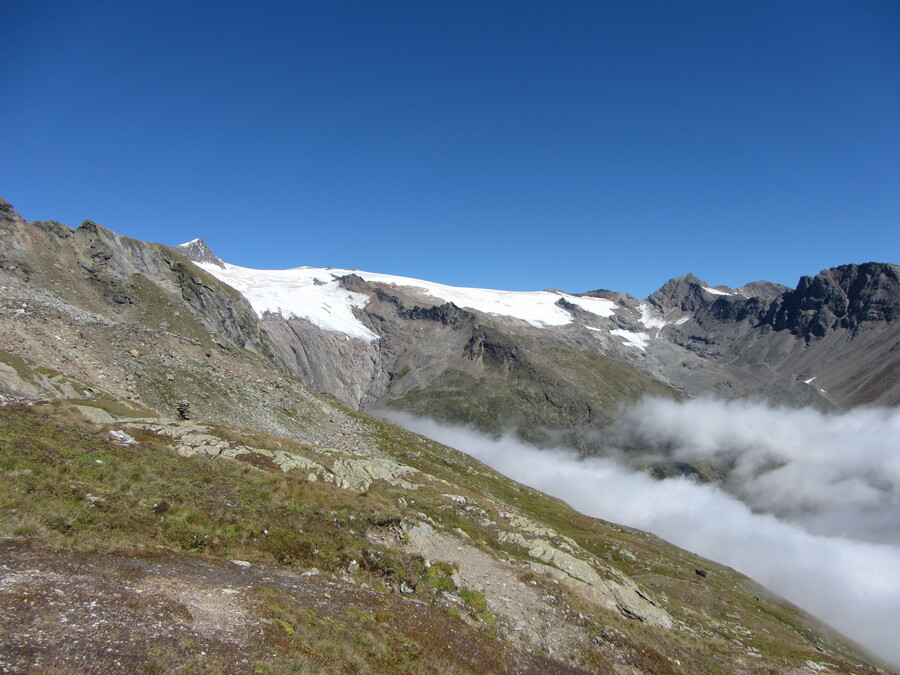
[1,397,891,674]
[0,200,895,673]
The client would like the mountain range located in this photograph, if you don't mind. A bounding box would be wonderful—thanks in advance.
[1,198,898,673]
[178,235,900,418]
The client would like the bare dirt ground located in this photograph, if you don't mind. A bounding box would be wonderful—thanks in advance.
[0,540,588,674]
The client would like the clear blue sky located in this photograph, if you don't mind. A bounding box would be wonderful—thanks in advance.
[3,1,898,298]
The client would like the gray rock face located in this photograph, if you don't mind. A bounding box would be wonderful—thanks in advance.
[258,281,484,411]
[171,238,226,268]
[647,273,718,314]
[640,265,900,408]
[763,263,900,337]
[0,203,266,356]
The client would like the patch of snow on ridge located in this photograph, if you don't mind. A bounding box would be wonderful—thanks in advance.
[610,329,650,351]
[375,277,573,327]
[701,286,733,296]
[564,295,617,318]
[198,263,379,342]
[638,302,667,330]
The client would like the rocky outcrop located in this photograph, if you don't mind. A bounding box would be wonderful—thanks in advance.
[0,203,267,355]
[635,265,900,408]
[497,529,674,629]
[527,543,673,629]
[463,326,525,371]
[763,263,900,339]
[171,238,226,268]
[330,456,420,491]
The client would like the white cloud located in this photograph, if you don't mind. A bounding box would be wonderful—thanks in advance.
[617,398,900,544]
[383,408,900,669]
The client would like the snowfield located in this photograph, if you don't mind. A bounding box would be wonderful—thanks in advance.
[638,301,668,330]
[198,261,624,341]
[198,263,380,341]
[562,295,618,317]
[610,328,651,351]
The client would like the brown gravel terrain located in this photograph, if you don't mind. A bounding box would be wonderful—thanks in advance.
[0,540,585,674]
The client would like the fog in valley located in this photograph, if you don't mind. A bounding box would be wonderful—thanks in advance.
[384,400,900,668]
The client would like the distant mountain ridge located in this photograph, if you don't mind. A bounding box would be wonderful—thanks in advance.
[765,262,900,336]
[640,264,900,408]
[4,195,899,439]
[171,235,900,421]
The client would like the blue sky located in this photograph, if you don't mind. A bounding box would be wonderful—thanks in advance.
[3,1,898,298]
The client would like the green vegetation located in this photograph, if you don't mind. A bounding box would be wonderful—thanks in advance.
[0,405,386,569]
[459,589,486,613]
[388,331,679,448]
[423,561,456,592]
[248,587,507,674]
[0,402,885,674]
[0,405,508,672]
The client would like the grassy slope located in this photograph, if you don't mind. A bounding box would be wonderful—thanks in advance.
[387,331,679,448]
[0,400,889,674]
[0,211,891,672]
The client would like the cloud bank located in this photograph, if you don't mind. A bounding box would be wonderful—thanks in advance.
[383,404,900,669]
[617,398,900,544]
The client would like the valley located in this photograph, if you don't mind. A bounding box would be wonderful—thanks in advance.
[1,199,898,673]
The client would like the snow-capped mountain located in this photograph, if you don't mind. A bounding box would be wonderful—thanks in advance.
[180,243,760,361]
[193,259,623,341]
[175,239,900,430]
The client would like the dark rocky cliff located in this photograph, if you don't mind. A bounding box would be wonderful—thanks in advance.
[764,263,900,339]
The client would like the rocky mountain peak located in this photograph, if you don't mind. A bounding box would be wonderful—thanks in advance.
[764,262,900,339]
[646,273,715,312]
[579,288,639,307]
[172,238,226,268]
[824,263,900,321]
